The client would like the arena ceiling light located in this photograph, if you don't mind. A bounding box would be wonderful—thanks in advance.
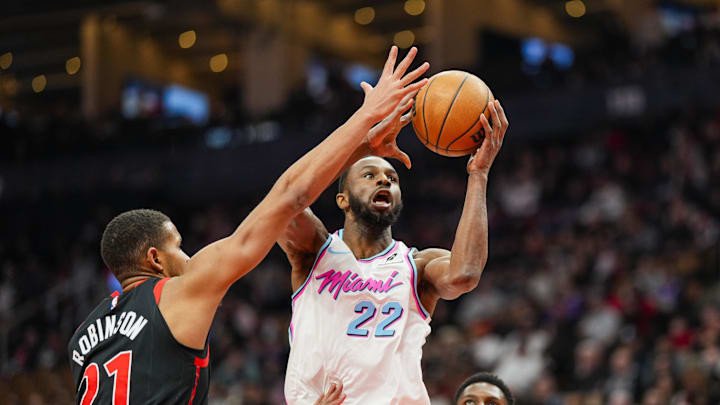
[393,30,415,49]
[404,0,426,16]
[178,30,197,49]
[0,52,12,70]
[32,74,47,93]
[565,0,586,18]
[209,53,228,73]
[354,7,375,25]
[66,57,81,75]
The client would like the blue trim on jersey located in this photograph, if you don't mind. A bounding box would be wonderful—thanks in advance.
[328,246,352,255]
[291,235,332,300]
[408,248,431,319]
[358,240,397,262]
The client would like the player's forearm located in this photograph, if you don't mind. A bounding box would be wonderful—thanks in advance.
[446,172,489,289]
[268,108,376,212]
[282,141,371,253]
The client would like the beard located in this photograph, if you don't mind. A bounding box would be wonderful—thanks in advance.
[347,190,403,231]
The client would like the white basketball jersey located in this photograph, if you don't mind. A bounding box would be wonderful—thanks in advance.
[285,230,432,405]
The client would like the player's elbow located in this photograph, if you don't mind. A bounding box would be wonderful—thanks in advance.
[288,191,311,214]
[444,269,483,299]
[274,178,312,214]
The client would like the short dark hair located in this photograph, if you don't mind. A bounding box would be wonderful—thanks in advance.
[338,170,349,193]
[454,372,515,405]
[101,209,172,281]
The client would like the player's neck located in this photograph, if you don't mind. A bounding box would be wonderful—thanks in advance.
[342,220,393,260]
[121,273,161,292]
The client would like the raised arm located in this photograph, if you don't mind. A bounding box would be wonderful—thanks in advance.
[160,47,429,349]
[416,100,508,310]
[279,92,418,289]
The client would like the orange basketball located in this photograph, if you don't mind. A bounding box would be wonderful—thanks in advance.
[412,70,494,157]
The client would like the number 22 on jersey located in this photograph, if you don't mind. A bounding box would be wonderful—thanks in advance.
[346,301,403,337]
[80,351,132,405]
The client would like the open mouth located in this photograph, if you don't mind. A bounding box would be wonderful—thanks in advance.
[371,189,393,209]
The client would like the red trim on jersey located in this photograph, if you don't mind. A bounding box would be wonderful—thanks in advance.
[110,291,120,298]
[122,277,151,293]
[188,346,210,405]
[153,278,170,305]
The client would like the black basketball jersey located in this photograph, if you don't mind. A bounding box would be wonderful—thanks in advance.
[68,277,210,405]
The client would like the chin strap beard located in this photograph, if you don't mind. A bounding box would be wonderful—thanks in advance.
[347,192,403,230]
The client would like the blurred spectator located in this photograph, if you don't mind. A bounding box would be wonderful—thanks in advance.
[2,67,720,405]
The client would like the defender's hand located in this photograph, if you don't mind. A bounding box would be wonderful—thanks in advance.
[315,382,346,405]
[467,100,509,175]
[366,93,415,169]
[360,46,429,124]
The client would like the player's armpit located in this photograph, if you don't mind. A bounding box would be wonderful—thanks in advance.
[278,208,330,291]
[279,208,330,258]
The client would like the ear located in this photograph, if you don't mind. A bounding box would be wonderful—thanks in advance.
[336,192,349,210]
[145,247,165,275]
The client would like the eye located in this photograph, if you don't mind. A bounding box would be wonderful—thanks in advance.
[388,175,398,183]
[363,172,374,179]
[464,400,476,405]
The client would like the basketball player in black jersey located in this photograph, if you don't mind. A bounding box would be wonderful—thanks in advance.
[68,46,429,405]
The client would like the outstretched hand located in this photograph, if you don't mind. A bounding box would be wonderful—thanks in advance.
[360,46,429,125]
[365,92,415,169]
[467,100,509,175]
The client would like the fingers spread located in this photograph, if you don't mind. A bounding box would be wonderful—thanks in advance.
[496,99,509,131]
[400,62,430,87]
[398,97,415,114]
[360,82,373,95]
[382,46,399,76]
[393,47,418,79]
[400,111,412,127]
[402,78,429,96]
[488,101,500,134]
[480,114,492,138]
[395,147,412,169]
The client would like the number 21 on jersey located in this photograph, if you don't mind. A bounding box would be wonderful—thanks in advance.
[346,301,403,337]
[80,351,132,405]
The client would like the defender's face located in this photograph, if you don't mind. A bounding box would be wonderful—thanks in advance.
[456,382,508,405]
[159,222,190,277]
[345,156,402,215]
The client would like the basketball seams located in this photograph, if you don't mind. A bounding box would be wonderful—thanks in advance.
[420,76,437,144]
[446,146,480,155]
[443,84,491,151]
[434,73,469,149]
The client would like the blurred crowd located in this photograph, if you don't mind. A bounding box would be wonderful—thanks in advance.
[1,101,720,404]
[3,10,720,403]
[5,5,720,167]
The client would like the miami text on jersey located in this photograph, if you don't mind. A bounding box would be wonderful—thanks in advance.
[71,311,148,367]
[315,269,403,300]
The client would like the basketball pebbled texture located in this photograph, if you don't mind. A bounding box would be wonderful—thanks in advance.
[412,70,493,157]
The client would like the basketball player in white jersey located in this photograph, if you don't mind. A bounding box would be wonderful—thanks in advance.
[279,90,509,404]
